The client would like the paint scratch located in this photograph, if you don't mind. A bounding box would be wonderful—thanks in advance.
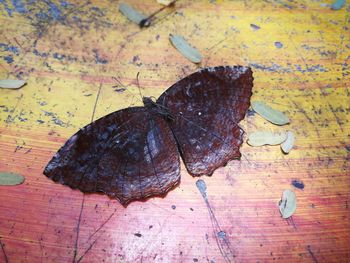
[72,195,85,263]
[307,245,319,263]
[0,237,9,263]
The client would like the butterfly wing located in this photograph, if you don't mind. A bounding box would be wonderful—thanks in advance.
[44,107,180,205]
[157,66,253,176]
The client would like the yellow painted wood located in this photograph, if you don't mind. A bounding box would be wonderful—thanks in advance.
[0,0,349,262]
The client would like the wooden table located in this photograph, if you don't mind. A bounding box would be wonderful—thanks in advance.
[1,0,349,262]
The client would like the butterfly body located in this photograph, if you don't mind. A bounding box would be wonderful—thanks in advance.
[142,96,174,121]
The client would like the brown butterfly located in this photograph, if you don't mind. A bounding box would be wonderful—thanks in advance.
[44,66,253,206]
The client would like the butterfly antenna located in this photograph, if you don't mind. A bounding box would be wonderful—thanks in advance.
[112,76,127,88]
[112,75,143,106]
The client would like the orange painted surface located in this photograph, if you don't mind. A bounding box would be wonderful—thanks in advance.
[0,0,349,262]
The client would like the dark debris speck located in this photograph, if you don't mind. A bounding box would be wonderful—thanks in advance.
[274,41,283,48]
[217,231,226,238]
[134,233,142,237]
[250,24,260,30]
[114,88,126,93]
[247,108,255,116]
[291,179,305,190]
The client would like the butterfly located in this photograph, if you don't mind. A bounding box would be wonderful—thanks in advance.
[44,66,253,206]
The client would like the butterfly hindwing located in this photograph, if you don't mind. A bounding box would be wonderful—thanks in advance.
[44,107,180,205]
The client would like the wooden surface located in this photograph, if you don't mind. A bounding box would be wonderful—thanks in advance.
[0,0,349,262]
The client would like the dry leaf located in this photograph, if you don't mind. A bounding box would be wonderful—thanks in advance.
[0,79,26,89]
[0,172,25,186]
[251,101,289,125]
[331,0,345,10]
[247,131,287,146]
[279,189,297,218]
[169,34,202,63]
[281,131,295,153]
[119,2,147,25]
[157,0,173,5]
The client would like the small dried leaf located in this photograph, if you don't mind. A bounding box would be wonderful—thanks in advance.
[331,0,345,10]
[0,172,25,186]
[247,131,287,146]
[251,101,289,125]
[281,131,295,153]
[0,79,26,89]
[279,189,297,219]
[169,34,202,63]
[119,3,147,24]
[157,0,173,5]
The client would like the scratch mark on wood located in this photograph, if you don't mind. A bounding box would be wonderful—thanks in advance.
[151,10,178,27]
[13,37,23,49]
[72,195,85,263]
[25,148,32,154]
[196,180,235,262]
[0,237,9,263]
[76,237,99,263]
[307,245,319,263]
[208,37,228,51]
[86,209,117,242]
[150,202,186,219]
[91,83,102,122]
[206,198,235,263]
[204,37,229,67]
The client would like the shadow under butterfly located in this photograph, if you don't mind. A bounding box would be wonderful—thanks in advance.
[44,66,253,206]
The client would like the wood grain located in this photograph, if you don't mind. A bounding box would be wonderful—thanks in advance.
[0,0,349,262]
